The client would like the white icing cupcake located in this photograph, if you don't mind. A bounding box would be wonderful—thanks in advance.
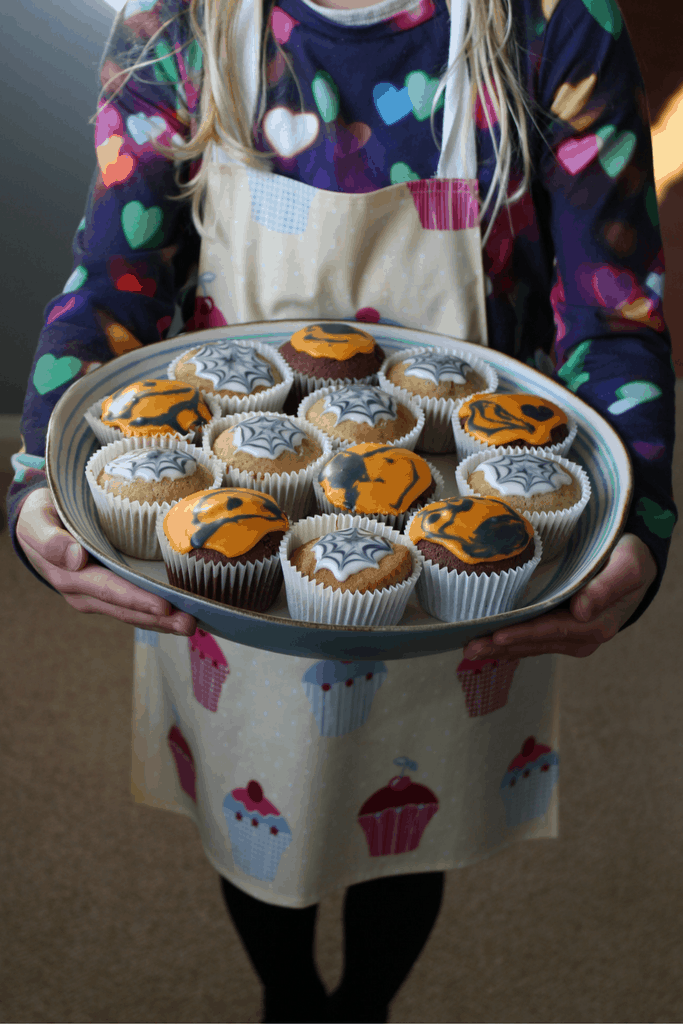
[167,338,294,414]
[297,384,424,450]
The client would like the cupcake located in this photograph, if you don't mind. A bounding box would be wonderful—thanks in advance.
[84,378,217,446]
[168,339,293,415]
[157,486,288,611]
[168,723,197,802]
[314,442,443,530]
[357,757,439,856]
[188,627,229,712]
[280,513,423,626]
[297,384,423,450]
[301,660,387,738]
[84,438,224,560]
[456,450,591,560]
[279,322,385,407]
[453,392,577,460]
[500,735,559,827]
[223,779,292,882]
[406,496,542,622]
[456,655,520,717]
[204,412,331,521]
[379,345,498,453]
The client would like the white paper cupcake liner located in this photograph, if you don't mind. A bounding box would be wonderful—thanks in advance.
[378,345,498,454]
[156,516,284,611]
[451,400,578,462]
[167,338,294,415]
[404,508,543,622]
[312,461,445,532]
[296,386,425,451]
[201,412,333,522]
[84,437,224,560]
[84,391,222,449]
[280,513,424,626]
[455,449,592,561]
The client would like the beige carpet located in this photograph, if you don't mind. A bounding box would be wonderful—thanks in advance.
[0,392,681,1024]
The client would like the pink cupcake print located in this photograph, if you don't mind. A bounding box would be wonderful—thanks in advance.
[358,757,439,857]
[456,656,520,717]
[500,736,559,827]
[188,628,229,712]
[301,660,387,737]
[223,780,293,882]
[167,724,197,802]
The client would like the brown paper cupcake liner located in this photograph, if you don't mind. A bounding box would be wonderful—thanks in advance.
[85,437,224,560]
[378,345,498,454]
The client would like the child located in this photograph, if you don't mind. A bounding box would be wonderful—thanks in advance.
[9,0,677,1020]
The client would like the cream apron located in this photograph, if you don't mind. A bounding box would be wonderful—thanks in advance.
[131,0,559,907]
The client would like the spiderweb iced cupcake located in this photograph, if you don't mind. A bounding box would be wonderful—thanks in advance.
[168,338,293,414]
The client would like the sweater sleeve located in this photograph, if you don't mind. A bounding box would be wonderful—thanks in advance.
[6,0,201,585]
[535,0,677,625]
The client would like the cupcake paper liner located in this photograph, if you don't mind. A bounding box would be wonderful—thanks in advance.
[84,437,224,560]
[404,508,543,623]
[280,513,424,627]
[167,339,294,415]
[455,449,591,561]
[296,386,425,451]
[202,412,333,522]
[378,345,498,454]
[451,402,578,462]
[312,461,445,532]
[84,391,222,449]
[285,368,379,411]
[156,517,284,612]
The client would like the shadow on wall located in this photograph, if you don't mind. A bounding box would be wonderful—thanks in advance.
[1,0,683,421]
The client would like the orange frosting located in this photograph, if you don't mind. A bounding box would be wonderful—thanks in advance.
[458,393,567,447]
[319,442,432,515]
[101,379,212,437]
[290,323,376,361]
[408,496,534,564]
[163,487,289,558]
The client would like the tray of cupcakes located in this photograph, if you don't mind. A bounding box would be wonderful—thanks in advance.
[46,320,630,660]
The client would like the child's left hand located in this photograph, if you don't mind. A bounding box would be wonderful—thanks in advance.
[462,533,657,660]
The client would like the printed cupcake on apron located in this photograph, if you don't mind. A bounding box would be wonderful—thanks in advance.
[358,757,439,857]
[301,660,388,737]
[167,723,198,803]
[188,627,229,712]
[500,736,559,828]
[456,656,520,717]
[223,780,292,882]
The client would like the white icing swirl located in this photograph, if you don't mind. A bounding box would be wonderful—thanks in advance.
[312,527,393,582]
[478,453,572,497]
[104,447,197,482]
[188,343,275,393]
[322,386,397,426]
[401,353,472,385]
[232,416,305,459]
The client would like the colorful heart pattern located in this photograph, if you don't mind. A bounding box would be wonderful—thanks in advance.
[97,135,136,187]
[607,380,661,416]
[390,161,420,183]
[557,340,591,392]
[271,6,299,45]
[312,72,339,124]
[635,497,676,538]
[33,354,82,395]
[373,83,413,125]
[596,125,636,179]
[263,107,319,158]
[556,134,602,175]
[580,0,622,38]
[63,265,88,292]
[126,113,168,146]
[405,70,443,122]
[121,201,164,249]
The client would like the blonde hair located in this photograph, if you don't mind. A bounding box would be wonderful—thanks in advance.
[100,0,538,246]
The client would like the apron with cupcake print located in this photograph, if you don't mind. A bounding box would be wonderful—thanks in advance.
[130,0,559,907]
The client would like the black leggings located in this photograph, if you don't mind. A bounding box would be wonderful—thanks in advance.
[219,871,445,1023]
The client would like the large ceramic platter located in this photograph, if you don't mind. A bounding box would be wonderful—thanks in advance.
[47,320,632,661]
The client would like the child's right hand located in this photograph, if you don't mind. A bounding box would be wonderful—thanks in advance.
[16,487,197,636]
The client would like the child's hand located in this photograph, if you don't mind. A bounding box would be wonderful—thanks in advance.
[16,487,197,636]
[463,533,657,661]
